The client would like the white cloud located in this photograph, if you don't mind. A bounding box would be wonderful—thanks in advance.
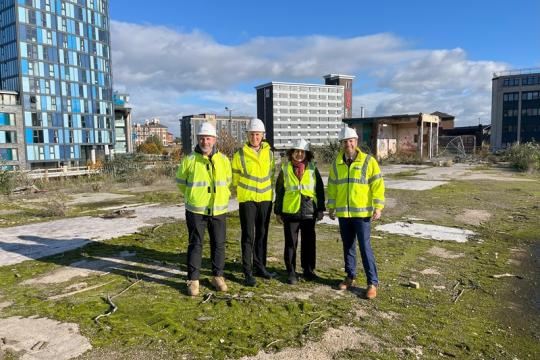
[111,21,509,132]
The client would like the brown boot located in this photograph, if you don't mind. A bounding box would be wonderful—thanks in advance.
[338,277,355,290]
[187,280,199,296]
[366,284,377,299]
[211,276,228,292]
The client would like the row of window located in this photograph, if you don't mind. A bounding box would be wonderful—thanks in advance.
[503,91,540,102]
[21,61,110,85]
[503,108,540,117]
[26,143,79,161]
[502,76,540,87]
[25,111,111,128]
[275,108,342,115]
[273,85,342,93]
[274,101,342,108]
[276,131,341,136]
[274,92,342,100]
[20,40,110,68]
[18,92,111,115]
[25,128,111,144]
[19,23,109,51]
[274,123,341,129]
[17,0,108,26]
[18,7,108,35]
[275,116,341,122]
[22,75,111,101]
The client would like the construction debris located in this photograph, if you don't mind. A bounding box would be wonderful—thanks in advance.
[100,208,136,219]
[408,281,420,289]
[491,273,524,279]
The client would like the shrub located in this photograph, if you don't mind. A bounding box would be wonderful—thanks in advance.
[312,139,341,164]
[503,142,540,172]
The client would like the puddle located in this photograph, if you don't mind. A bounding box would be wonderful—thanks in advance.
[376,222,475,242]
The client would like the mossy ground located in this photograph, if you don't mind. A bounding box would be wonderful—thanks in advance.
[0,170,539,359]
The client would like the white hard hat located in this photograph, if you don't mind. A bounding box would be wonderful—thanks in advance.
[247,118,265,133]
[338,127,358,141]
[197,122,217,137]
[291,138,310,151]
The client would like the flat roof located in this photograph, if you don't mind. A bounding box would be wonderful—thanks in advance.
[0,90,18,95]
[255,81,345,90]
[323,74,356,80]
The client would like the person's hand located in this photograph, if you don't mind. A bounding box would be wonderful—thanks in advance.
[276,215,283,224]
[372,208,382,221]
[328,209,336,220]
[316,211,324,221]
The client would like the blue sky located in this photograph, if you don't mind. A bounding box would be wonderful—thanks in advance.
[109,0,540,134]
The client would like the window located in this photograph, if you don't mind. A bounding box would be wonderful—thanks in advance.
[33,130,44,143]
[0,131,17,144]
[503,92,519,102]
[0,113,15,126]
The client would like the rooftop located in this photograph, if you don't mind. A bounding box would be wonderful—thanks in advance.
[492,68,540,78]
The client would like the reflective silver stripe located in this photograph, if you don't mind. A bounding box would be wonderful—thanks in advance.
[334,178,367,185]
[238,182,272,193]
[215,181,229,187]
[186,204,207,212]
[213,204,229,211]
[374,199,385,204]
[335,206,374,213]
[332,160,338,183]
[368,173,383,184]
[186,181,208,187]
[232,169,242,175]
[327,178,336,185]
[327,199,336,205]
[361,155,371,184]
[176,178,186,184]
[239,147,272,182]
[240,172,272,182]
[239,148,247,176]
[286,184,315,191]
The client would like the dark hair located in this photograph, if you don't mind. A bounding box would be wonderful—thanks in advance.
[286,149,314,162]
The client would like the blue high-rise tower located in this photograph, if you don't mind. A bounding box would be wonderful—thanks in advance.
[0,0,112,169]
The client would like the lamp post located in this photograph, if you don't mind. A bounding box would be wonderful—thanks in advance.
[225,106,233,135]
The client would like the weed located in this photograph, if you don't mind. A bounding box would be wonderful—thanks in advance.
[503,141,540,172]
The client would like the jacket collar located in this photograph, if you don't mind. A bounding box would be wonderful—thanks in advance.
[336,147,363,165]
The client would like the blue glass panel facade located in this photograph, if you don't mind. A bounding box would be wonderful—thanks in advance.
[0,0,112,166]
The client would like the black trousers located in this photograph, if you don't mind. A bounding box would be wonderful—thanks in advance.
[185,210,226,280]
[239,201,272,276]
[283,218,316,274]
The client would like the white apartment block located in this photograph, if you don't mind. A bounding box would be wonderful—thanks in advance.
[256,75,354,150]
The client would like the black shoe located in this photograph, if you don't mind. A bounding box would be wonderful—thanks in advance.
[303,270,318,280]
[244,275,257,287]
[287,272,298,285]
[256,269,276,279]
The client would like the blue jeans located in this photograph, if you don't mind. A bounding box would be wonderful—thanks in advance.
[338,217,378,285]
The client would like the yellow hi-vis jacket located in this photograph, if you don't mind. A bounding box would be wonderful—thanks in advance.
[176,150,232,216]
[232,141,274,203]
[327,148,385,218]
[281,161,317,214]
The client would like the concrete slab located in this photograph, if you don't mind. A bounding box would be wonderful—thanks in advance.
[0,200,239,267]
[65,192,133,206]
[385,180,448,191]
[375,222,475,243]
[0,316,91,360]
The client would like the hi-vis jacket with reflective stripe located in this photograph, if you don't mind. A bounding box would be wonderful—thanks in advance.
[232,142,275,203]
[176,151,232,216]
[327,148,385,218]
[281,161,316,214]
